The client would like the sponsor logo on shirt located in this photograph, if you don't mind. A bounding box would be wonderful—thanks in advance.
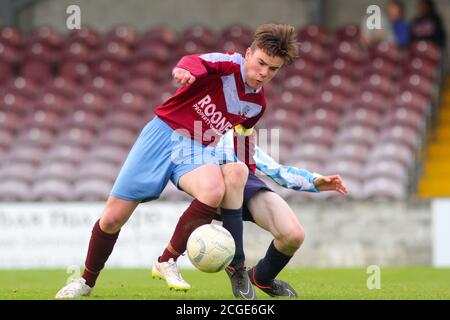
[192,95,234,135]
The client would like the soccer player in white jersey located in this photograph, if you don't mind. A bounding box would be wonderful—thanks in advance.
[153,129,348,299]
[55,24,300,299]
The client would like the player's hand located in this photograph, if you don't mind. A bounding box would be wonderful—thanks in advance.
[172,67,196,86]
[314,175,348,194]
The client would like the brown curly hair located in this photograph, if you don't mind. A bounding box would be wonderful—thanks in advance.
[251,24,299,65]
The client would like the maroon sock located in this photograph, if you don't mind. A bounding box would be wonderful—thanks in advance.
[159,245,182,262]
[82,220,120,287]
[159,199,216,262]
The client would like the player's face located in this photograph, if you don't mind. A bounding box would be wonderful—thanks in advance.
[244,47,284,90]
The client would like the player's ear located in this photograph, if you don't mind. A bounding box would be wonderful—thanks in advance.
[245,47,253,60]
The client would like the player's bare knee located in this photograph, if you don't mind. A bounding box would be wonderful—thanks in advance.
[222,163,249,189]
[196,179,225,207]
[100,214,125,234]
[282,226,305,250]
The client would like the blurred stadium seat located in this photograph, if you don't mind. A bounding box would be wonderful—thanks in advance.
[0,162,36,183]
[32,178,74,201]
[45,144,87,165]
[6,145,47,165]
[329,143,370,163]
[0,179,33,201]
[0,23,443,202]
[73,178,112,201]
[363,177,406,200]
[84,144,128,166]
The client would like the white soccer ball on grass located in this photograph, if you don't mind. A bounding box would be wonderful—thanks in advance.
[186,224,235,273]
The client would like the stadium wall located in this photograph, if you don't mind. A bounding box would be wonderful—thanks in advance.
[24,0,450,38]
[1,200,448,269]
[23,0,450,66]
[26,0,310,32]
[246,200,432,268]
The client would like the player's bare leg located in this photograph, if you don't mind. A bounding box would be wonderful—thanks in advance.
[219,163,257,300]
[153,164,225,291]
[155,162,256,299]
[58,164,227,297]
[248,191,304,255]
[156,163,255,299]
[56,196,138,298]
[220,163,249,271]
[178,163,226,208]
[245,190,304,297]
[99,196,140,233]
[220,163,248,208]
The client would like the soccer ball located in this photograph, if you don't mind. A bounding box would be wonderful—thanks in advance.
[187,224,235,273]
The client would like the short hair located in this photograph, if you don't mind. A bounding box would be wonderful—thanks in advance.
[251,24,299,65]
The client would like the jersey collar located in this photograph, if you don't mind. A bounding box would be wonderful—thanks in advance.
[240,58,262,94]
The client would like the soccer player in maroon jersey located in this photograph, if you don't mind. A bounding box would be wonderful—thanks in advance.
[55,24,299,299]
[153,129,348,299]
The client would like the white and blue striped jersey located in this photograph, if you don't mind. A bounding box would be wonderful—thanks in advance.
[215,130,320,193]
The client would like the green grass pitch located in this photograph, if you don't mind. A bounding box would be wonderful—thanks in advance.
[0,267,449,300]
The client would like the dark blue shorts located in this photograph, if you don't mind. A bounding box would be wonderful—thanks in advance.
[214,172,273,223]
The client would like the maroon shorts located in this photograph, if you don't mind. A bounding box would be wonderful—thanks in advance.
[214,172,273,223]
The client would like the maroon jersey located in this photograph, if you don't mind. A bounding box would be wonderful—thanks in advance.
[155,52,266,146]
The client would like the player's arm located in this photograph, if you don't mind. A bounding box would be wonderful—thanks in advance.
[312,174,348,194]
[253,145,348,194]
[217,129,347,194]
[230,124,318,192]
[253,145,319,192]
[172,52,241,86]
[172,67,196,86]
[230,124,313,191]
